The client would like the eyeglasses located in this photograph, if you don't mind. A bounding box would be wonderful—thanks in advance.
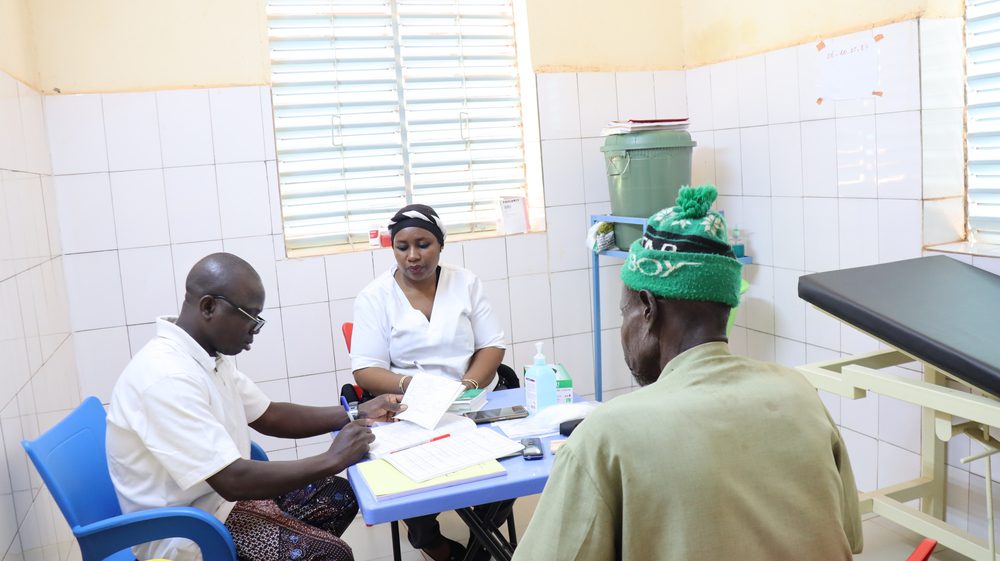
[210,295,266,334]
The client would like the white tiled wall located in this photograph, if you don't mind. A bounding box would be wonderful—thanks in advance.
[680,18,1000,543]
[0,71,79,561]
[42,70,694,418]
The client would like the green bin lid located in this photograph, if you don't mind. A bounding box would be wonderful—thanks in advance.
[600,129,696,152]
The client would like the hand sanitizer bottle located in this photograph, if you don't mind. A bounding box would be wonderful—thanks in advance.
[730,227,745,258]
[525,341,557,413]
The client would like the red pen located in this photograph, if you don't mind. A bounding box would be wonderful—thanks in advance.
[389,433,452,454]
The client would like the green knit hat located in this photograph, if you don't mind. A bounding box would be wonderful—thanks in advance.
[620,185,742,307]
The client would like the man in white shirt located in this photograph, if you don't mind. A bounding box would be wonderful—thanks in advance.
[107,252,404,561]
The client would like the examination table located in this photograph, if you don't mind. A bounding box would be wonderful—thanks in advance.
[798,255,1000,561]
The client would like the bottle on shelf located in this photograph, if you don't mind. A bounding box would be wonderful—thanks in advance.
[730,227,745,258]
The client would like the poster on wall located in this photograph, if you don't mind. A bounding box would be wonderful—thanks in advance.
[816,33,879,100]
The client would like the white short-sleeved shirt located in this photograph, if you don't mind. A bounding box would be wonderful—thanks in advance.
[106,316,271,561]
[351,264,505,382]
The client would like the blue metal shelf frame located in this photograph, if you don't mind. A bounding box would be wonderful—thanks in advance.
[590,214,751,401]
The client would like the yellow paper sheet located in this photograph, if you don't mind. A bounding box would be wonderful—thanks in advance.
[358,459,505,500]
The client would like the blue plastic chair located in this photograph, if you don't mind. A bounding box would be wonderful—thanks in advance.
[21,396,270,561]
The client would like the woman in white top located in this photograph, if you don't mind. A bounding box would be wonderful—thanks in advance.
[351,204,506,394]
[351,204,509,561]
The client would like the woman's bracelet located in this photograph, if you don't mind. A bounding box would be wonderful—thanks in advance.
[398,375,411,393]
[461,378,479,390]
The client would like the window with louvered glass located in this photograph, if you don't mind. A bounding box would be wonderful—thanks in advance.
[967,0,1000,244]
[268,0,534,254]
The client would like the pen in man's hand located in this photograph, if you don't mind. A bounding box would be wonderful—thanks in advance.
[340,396,356,422]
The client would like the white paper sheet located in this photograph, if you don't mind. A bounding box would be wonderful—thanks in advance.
[394,374,464,430]
[384,428,524,482]
[499,195,529,235]
[496,402,598,439]
[817,34,878,100]
[369,413,476,458]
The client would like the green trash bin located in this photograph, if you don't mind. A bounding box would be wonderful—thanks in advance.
[601,130,696,249]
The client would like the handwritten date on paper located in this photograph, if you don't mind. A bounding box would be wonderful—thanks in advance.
[815,34,879,101]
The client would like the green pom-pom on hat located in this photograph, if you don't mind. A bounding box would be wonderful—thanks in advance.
[675,185,718,218]
[620,184,742,307]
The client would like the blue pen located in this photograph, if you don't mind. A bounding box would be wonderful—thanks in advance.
[340,396,356,422]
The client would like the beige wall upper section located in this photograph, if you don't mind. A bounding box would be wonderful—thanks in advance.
[681,0,963,68]
[526,0,685,72]
[0,0,965,93]
[28,0,269,94]
[0,0,38,87]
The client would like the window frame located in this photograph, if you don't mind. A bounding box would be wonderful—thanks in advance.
[266,0,544,258]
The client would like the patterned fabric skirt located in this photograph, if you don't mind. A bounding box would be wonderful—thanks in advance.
[225,475,359,561]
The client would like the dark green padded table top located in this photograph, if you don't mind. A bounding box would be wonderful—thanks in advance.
[798,256,1000,397]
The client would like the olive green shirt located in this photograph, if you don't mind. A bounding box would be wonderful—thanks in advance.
[513,342,862,561]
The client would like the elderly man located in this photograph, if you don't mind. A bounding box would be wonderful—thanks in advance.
[512,186,862,561]
[106,252,404,561]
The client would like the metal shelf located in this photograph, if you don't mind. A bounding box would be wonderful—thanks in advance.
[589,214,751,401]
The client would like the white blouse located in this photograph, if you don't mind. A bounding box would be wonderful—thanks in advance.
[350,263,506,383]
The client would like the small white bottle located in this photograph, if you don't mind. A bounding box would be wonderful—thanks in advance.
[524,341,557,413]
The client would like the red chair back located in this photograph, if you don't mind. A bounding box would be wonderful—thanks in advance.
[342,322,353,353]
[339,321,368,402]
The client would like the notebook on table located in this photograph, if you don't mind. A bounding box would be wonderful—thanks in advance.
[357,459,506,500]
[447,389,488,413]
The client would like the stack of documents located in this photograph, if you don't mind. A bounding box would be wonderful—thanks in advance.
[367,372,524,483]
[358,458,506,500]
[496,402,598,439]
[383,428,523,482]
[447,389,488,413]
[369,413,477,459]
[601,118,689,136]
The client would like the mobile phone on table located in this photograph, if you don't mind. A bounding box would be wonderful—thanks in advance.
[464,405,529,424]
[521,438,543,460]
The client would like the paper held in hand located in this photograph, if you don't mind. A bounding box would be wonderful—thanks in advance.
[394,374,465,430]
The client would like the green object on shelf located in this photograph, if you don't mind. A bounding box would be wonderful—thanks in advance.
[601,130,696,250]
[726,279,751,336]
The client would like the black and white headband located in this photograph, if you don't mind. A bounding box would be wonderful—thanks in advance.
[387,204,447,246]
